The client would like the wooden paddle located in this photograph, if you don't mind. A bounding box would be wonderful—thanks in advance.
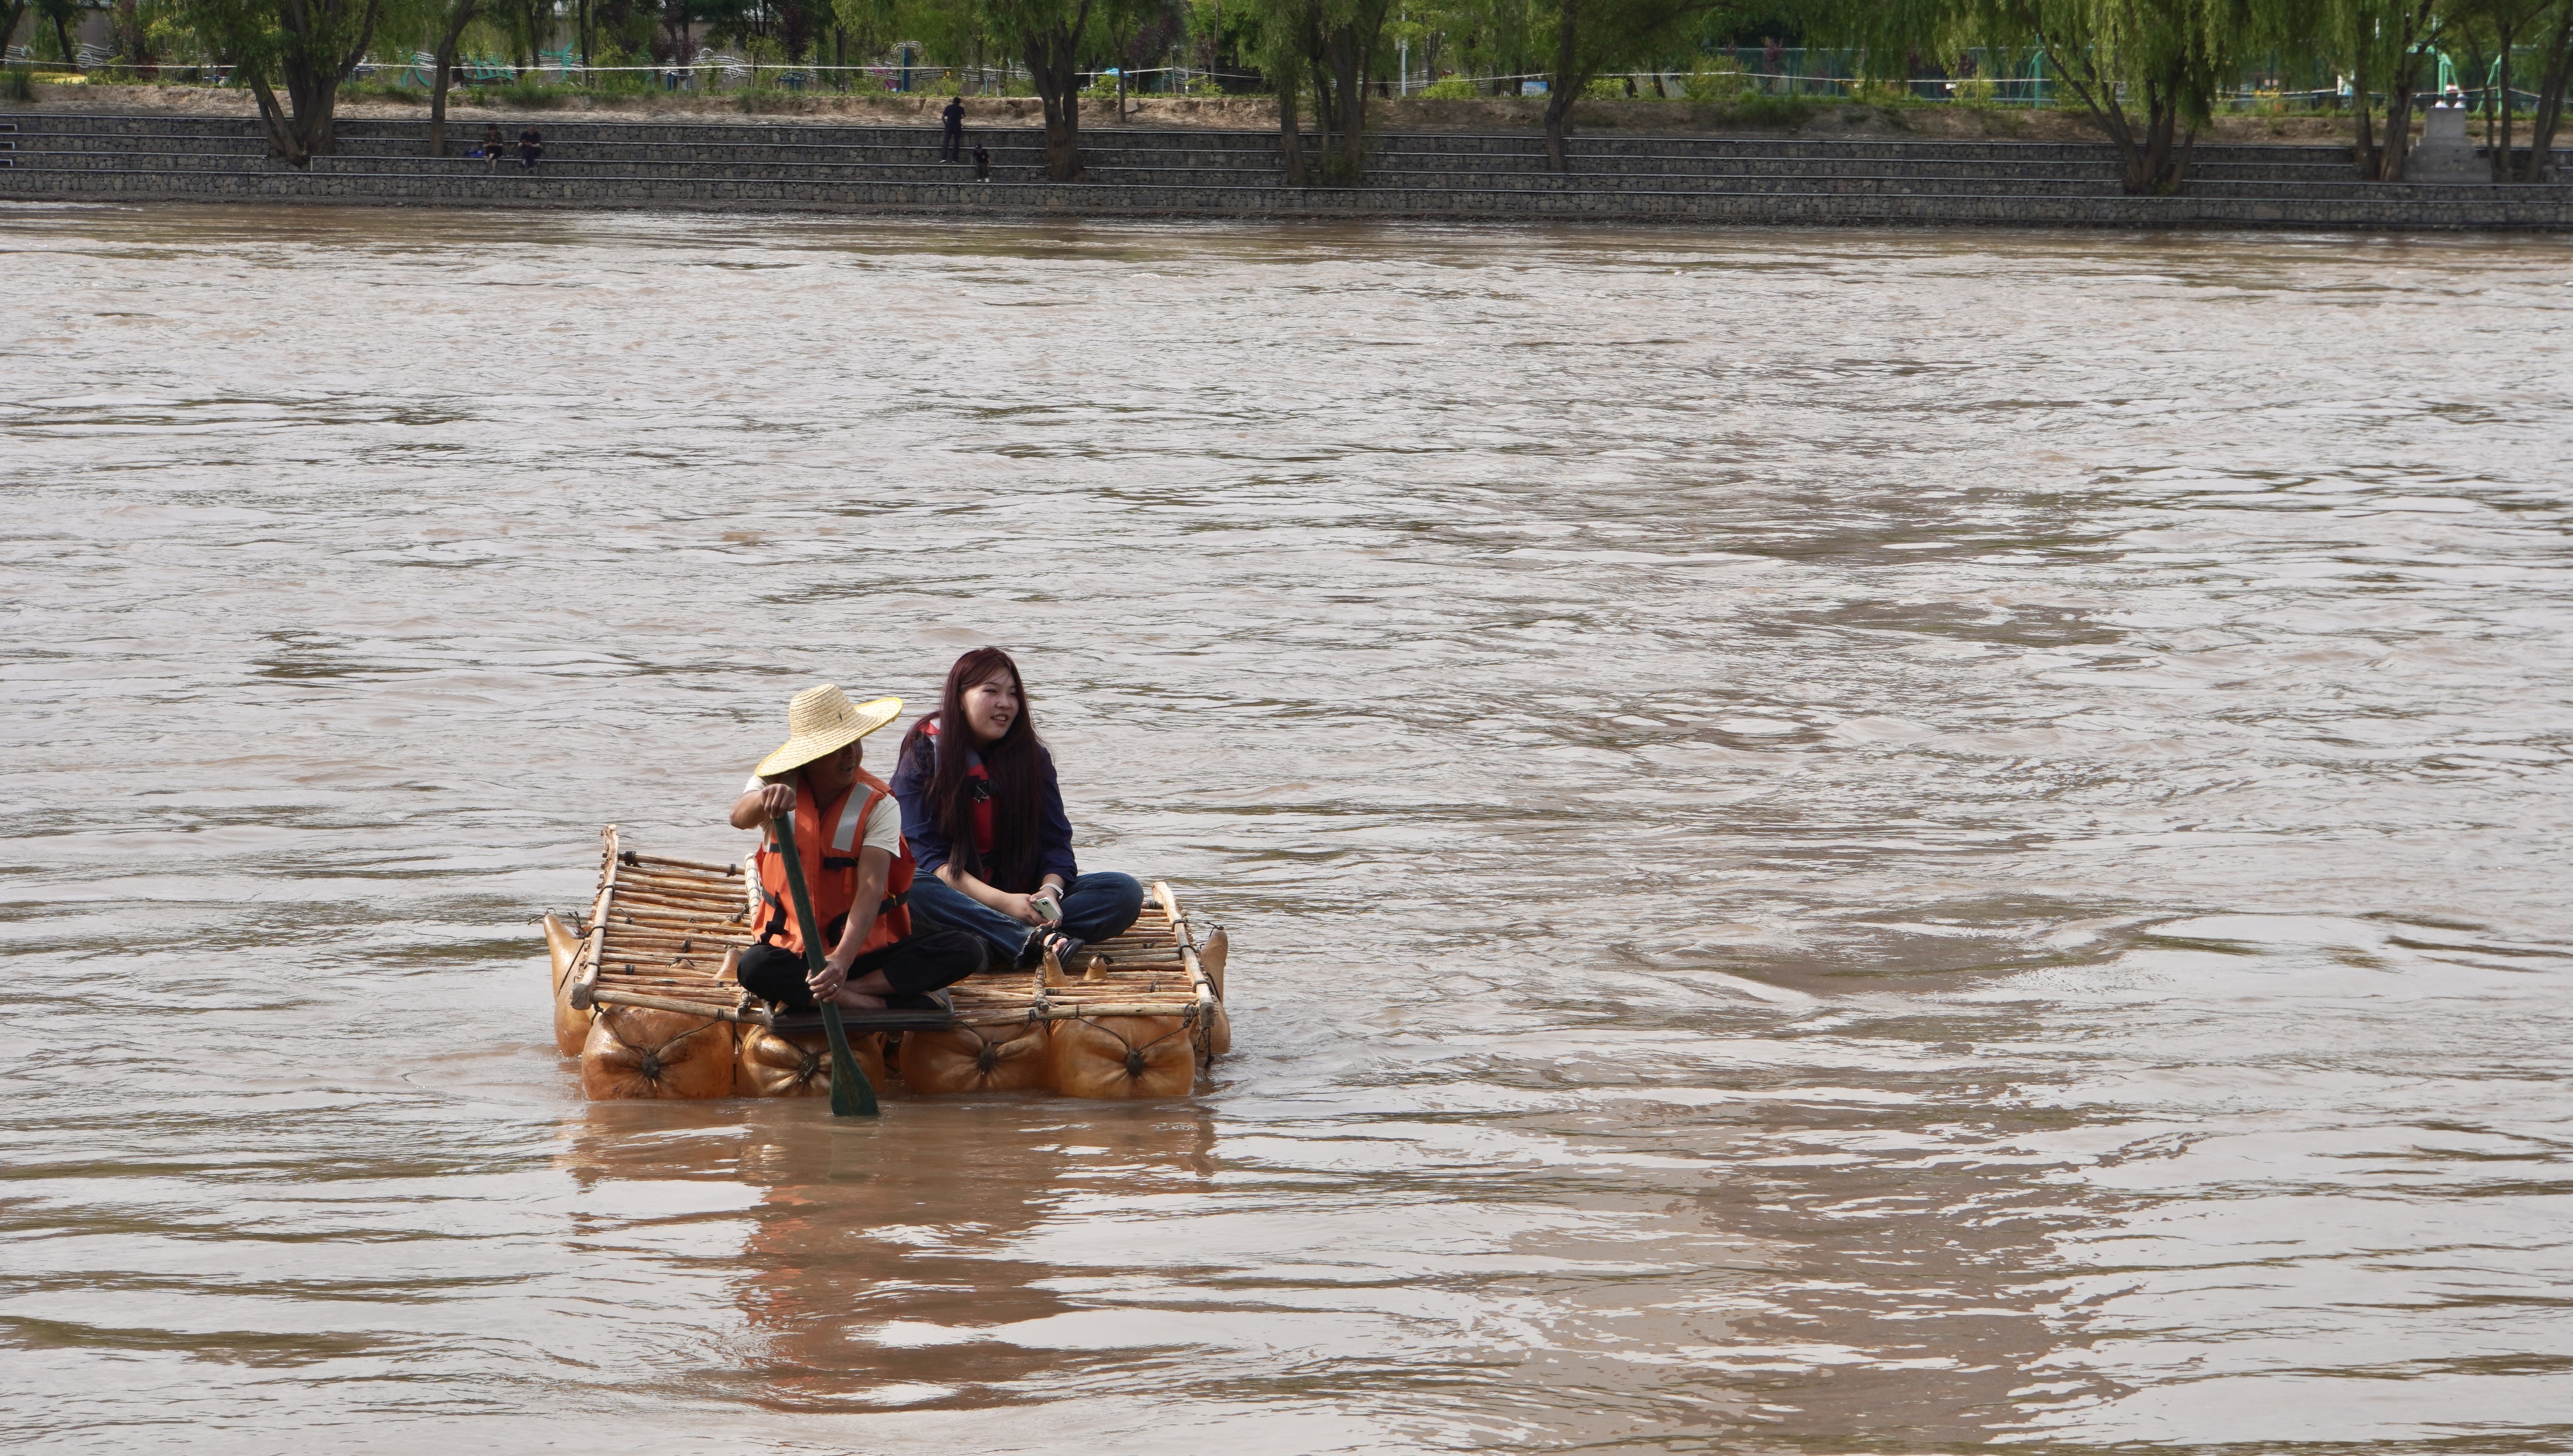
[766,815,880,1118]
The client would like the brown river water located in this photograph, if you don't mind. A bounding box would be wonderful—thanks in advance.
[4,204,2571,1454]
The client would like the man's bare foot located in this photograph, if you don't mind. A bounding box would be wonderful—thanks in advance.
[827,987,888,1011]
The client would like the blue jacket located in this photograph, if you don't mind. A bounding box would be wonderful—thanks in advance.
[890,720,1078,892]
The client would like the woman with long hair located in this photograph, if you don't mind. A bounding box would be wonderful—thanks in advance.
[891,647,1144,970]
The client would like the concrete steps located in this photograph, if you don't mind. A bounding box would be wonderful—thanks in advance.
[6,110,2569,229]
[27,149,2544,201]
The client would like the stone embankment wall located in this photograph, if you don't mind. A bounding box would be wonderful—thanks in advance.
[7,112,2571,230]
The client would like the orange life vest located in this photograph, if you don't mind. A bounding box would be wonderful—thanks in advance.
[750,768,914,960]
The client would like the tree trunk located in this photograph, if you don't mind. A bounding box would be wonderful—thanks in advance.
[2353,47,2378,178]
[1277,64,1308,185]
[1021,5,1092,182]
[2522,11,2573,180]
[1329,34,1361,177]
[1543,84,1579,172]
[1322,11,1381,180]
[2380,69,2418,180]
[2029,35,2156,194]
[2497,21,2515,181]
[1542,0,1581,174]
[53,9,73,67]
[2125,76,2189,194]
[429,67,453,158]
[1,2,30,66]
[1308,55,1338,164]
[231,0,386,166]
[2375,0,2439,181]
[428,1,477,158]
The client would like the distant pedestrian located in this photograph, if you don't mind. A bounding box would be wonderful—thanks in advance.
[518,126,544,171]
[971,139,991,181]
[941,95,965,162]
[479,122,507,173]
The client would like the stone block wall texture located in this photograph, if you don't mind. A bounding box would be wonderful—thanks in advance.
[6,112,2570,230]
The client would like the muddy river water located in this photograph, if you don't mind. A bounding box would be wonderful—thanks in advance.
[4,205,2570,1452]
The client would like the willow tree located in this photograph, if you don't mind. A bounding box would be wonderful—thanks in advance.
[1534,0,1736,171]
[985,0,1101,178]
[2451,0,2573,180]
[2517,1,2573,180]
[1973,0,2271,192]
[1253,0,1391,182]
[831,0,896,85]
[1829,0,2287,194]
[36,0,81,64]
[183,0,390,164]
[421,0,479,158]
[2316,0,2441,178]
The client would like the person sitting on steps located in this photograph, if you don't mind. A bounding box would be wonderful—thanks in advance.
[478,123,506,174]
[728,684,984,1015]
[893,647,1144,975]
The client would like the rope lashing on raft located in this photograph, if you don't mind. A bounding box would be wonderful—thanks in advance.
[612,1011,722,1084]
[1069,1013,1195,1080]
[975,1026,1047,1076]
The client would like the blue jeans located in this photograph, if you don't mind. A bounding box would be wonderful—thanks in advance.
[905,870,1145,966]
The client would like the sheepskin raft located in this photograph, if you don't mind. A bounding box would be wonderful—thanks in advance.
[541,826,1230,1102]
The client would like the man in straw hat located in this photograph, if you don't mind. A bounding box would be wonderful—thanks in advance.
[728,684,985,1013]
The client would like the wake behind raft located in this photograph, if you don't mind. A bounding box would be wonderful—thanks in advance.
[541,826,1233,1100]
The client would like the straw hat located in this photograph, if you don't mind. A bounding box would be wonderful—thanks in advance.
[754,684,901,780]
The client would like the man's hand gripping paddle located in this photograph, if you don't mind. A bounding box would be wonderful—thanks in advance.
[767,814,881,1117]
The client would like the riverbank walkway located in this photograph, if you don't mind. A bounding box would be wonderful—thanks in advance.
[7,112,2571,229]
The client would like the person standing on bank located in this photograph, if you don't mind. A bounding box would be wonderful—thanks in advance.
[941,95,966,163]
[728,684,984,1013]
[893,647,1144,971]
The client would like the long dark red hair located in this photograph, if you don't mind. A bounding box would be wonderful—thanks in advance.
[899,647,1046,889]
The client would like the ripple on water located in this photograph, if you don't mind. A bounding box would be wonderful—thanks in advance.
[2,210,2569,1452]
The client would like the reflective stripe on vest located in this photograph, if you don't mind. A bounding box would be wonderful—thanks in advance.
[830,789,867,857]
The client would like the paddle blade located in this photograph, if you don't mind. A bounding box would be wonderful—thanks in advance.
[819,1003,880,1118]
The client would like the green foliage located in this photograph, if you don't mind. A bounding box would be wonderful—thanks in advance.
[497,74,570,103]
[1722,88,1816,123]
[1419,72,1477,94]
[1583,72,1626,96]
[1680,64,1748,98]
[4,64,35,100]
[178,0,391,161]
[31,0,81,61]
[584,52,655,92]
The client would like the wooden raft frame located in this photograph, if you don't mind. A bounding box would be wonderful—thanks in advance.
[566,825,1218,1037]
